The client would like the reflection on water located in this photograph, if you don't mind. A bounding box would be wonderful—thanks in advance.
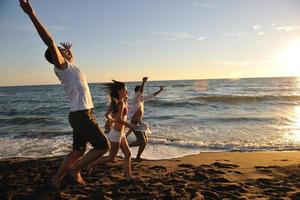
[291,106,300,142]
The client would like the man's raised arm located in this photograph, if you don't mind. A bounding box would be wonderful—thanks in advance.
[138,77,148,94]
[19,0,66,69]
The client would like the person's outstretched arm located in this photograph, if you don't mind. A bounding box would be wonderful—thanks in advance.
[143,86,164,101]
[115,101,136,129]
[19,0,66,69]
[153,86,164,97]
[138,77,148,94]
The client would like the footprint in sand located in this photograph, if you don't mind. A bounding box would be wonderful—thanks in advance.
[177,163,195,168]
[255,166,279,173]
[212,162,239,169]
[149,165,167,172]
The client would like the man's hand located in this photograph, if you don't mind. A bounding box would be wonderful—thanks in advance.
[142,77,148,82]
[19,0,34,16]
[60,42,72,50]
[159,86,164,91]
[60,42,74,62]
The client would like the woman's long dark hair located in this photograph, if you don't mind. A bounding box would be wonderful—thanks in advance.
[105,80,126,114]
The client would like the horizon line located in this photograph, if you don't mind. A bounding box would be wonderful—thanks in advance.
[0,75,298,88]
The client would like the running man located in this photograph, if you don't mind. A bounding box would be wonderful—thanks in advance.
[127,77,164,161]
[19,0,110,190]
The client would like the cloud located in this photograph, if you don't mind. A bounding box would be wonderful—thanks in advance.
[276,25,300,32]
[151,31,194,41]
[211,61,251,66]
[120,40,150,47]
[220,33,244,38]
[253,25,261,30]
[151,31,193,40]
[197,36,207,41]
[257,32,265,36]
[193,2,216,8]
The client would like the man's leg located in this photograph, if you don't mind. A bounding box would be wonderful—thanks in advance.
[72,147,109,172]
[129,131,146,147]
[51,150,85,190]
[129,131,147,160]
[71,110,110,181]
[71,148,109,184]
[136,132,147,160]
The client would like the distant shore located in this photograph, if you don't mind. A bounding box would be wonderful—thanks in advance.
[1,151,300,199]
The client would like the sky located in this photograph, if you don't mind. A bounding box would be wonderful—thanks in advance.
[0,0,300,86]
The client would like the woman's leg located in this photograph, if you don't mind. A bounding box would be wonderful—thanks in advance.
[120,137,132,178]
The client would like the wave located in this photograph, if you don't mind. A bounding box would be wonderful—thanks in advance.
[0,130,70,139]
[171,84,192,88]
[198,116,289,123]
[190,95,300,103]
[0,117,63,126]
[147,138,300,152]
[145,99,204,108]
[146,116,281,124]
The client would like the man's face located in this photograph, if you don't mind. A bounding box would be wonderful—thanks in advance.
[59,47,72,61]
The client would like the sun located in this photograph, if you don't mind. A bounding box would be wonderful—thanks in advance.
[281,40,300,76]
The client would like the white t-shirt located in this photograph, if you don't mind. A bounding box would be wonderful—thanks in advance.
[128,91,154,119]
[54,61,94,112]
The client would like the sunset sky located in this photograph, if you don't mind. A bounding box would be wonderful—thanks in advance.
[1,0,300,86]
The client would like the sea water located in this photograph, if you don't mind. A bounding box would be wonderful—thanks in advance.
[1,77,300,159]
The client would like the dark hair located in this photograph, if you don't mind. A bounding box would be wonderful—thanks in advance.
[44,47,54,64]
[105,80,126,113]
[134,85,140,93]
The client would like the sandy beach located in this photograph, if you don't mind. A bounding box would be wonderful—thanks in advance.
[1,151,300,199]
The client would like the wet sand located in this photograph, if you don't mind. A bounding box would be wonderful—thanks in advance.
[1,151,300,199]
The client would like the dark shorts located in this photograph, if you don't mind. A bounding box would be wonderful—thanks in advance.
[69,109,109,151]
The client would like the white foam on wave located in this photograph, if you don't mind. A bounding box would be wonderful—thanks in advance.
[2,133,300,159]
[0,135,72,159]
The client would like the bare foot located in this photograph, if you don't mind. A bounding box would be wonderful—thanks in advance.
[125,174,135,180]
[70,170,87,185]
[50,176,60,191]
[75,172,87,185]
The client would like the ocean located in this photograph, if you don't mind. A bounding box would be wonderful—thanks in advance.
[1,77,300,159]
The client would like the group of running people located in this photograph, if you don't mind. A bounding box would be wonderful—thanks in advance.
[19,0,164,190]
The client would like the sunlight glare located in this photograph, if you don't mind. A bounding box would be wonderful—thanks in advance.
[281,40,300,76]
[292,106,300,141]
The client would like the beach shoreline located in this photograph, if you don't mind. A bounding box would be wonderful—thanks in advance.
[1,151,300,199]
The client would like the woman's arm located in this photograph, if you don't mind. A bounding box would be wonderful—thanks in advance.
[115,101,134,129]
[104,107,115,122]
